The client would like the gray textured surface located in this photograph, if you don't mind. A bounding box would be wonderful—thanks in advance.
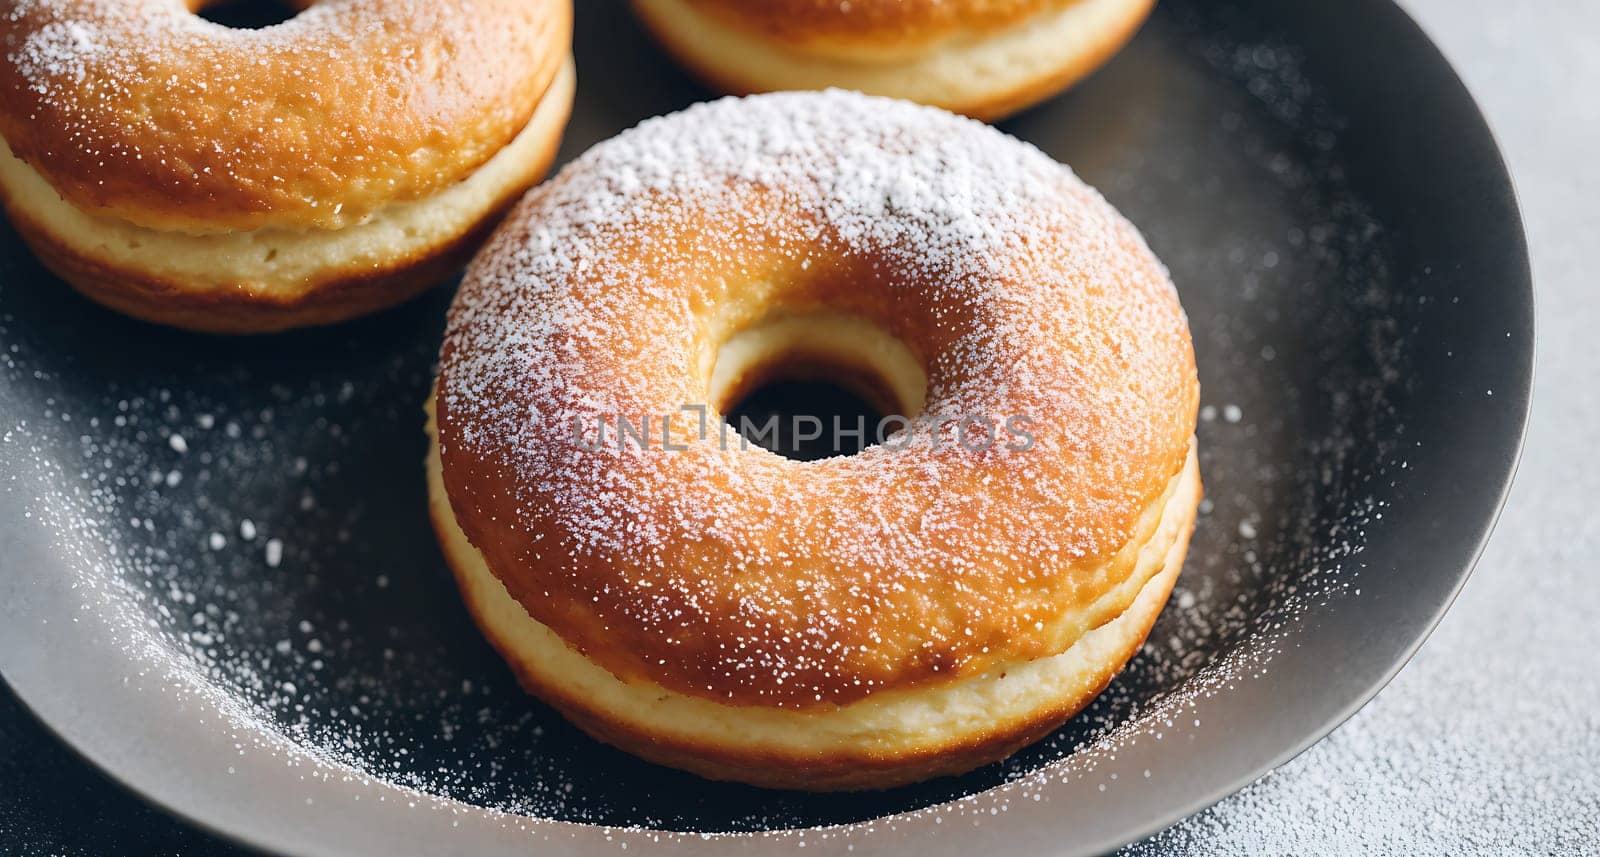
[1131,0,1600,852]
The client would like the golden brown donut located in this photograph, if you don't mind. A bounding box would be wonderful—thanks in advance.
[631,0,1154,120]
[0,0,573,333]
[428,91,1200,790]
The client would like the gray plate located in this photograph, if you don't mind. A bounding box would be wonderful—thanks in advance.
[0,1,1532,855]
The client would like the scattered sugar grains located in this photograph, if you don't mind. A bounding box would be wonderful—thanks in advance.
[0,7,1415,844]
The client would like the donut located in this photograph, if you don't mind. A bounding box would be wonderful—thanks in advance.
[630,0,1154,120]
[427,91,1200,790]
[0,0,573,333]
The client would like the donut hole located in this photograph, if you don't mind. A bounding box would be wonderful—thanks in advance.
[193,0,303,29]
[709,313,927,461]
[722,378,884,461]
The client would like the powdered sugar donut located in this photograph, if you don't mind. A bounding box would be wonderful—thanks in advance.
[0,0,573,332]
[428,90,1200,790]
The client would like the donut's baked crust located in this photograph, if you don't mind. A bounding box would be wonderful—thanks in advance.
[435,93,1199,711]
[632,0,1153,119]
[0,58,575,333]
[432,92,1200,787]
[0,0,571,233]
[428,404,1200,790]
